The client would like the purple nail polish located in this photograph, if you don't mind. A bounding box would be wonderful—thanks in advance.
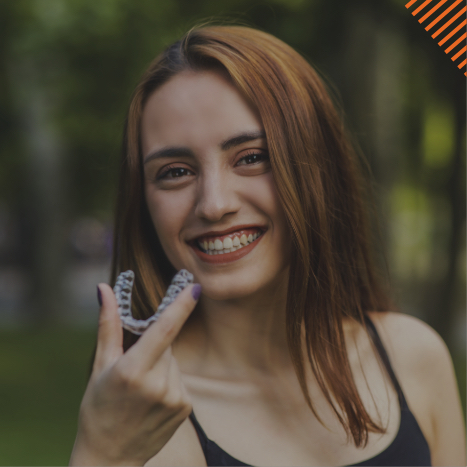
[191,284,202,300]
[97,286,102,307]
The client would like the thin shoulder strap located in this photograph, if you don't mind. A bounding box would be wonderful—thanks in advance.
[363,315,406,407]
[189,411,209,451]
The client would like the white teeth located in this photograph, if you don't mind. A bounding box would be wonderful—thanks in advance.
[198,230,263,254]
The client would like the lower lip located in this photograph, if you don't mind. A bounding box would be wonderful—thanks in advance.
[190,233,265,264]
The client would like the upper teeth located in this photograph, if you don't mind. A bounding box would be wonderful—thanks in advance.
[198,232,261,254]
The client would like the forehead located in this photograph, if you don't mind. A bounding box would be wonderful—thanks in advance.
[141,70,263,155]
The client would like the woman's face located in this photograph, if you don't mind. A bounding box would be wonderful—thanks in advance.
[141,70,290,300]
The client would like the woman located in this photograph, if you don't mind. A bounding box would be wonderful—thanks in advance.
[70,26,465,466]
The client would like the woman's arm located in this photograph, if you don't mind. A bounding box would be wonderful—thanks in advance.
[370,312,466,467]
[422,325,465,466]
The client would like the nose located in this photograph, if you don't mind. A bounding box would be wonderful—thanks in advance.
[194,169,240,222]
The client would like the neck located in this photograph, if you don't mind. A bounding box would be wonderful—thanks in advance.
[174,271,292,379]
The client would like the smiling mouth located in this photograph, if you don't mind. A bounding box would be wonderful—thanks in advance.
[196,228,264,255]
[189,227,265,263]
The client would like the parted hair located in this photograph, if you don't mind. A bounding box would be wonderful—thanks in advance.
[111,24,391,447]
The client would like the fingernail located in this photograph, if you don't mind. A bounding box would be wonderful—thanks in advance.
[191,284,202,300]
[97,285,102,307]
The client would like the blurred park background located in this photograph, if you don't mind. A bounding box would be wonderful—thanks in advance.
[0,0,465,464]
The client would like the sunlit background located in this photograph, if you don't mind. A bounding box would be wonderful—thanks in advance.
[0,0,465,464]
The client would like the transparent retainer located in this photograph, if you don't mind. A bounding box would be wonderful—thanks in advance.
[113,269,194,335]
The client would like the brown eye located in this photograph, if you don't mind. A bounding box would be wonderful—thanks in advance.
[157,166,194,180]
[236,152,269,166]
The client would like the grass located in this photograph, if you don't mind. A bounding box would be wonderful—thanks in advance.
[0,328,96,466]
[0,327,465,465]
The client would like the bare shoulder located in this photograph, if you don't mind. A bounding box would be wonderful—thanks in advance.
[145,417,206,467]
[367,311,466,466]
[366,311,454,405]
[366,311,449,370]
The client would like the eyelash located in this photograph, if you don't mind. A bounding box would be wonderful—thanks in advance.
[156,151,269,181]
[236,151,269,166]
[156,165,193,180]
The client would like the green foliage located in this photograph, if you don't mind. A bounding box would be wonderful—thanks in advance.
[423,99,454,168]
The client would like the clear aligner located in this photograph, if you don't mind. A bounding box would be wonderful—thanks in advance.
[113,269,194,335]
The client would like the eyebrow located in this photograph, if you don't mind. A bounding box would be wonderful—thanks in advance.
[220,130,266,150]
[143,147,195,165]
[143,130,266,165]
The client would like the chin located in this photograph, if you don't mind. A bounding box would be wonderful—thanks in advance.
[200,282,257,302]
[199,265,288,302]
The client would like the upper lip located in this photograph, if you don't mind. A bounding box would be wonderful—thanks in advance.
[187,224,267,242]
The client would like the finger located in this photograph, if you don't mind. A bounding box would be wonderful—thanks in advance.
[126,283,201,369]
[146,348,192,412]
[93,283,124,373]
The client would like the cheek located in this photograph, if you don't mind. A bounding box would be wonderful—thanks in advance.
[257,175,291,261]
[244,173,288,232]
[145,188,192,254]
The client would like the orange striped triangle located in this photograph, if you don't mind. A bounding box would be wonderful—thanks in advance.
[406,0,467,76]
[437,18,466,44]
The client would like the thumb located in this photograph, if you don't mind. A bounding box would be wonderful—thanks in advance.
[93,283,123,373]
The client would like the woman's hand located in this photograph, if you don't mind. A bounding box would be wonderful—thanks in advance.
[69,281,201,466]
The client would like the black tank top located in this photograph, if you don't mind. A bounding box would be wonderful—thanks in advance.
[188,316,432,466]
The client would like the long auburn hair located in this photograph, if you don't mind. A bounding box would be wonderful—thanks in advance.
[111,25,391,447]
